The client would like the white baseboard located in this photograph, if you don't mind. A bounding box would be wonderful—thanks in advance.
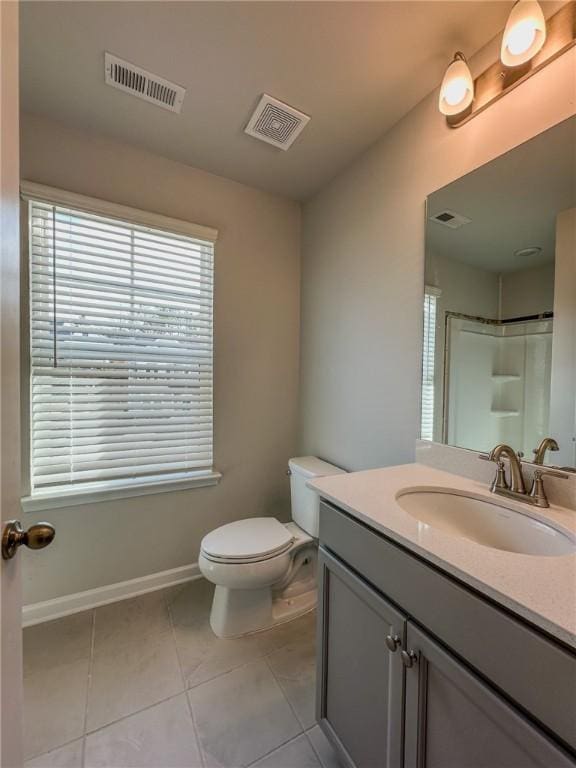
[22,563,201,627]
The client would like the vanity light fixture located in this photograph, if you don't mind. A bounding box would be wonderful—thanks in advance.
[438,52,474,117]
[439,0,576,128]
[501,0,547,67]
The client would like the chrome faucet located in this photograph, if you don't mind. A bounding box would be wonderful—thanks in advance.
[480,443,568,508]
[532,437,559,465]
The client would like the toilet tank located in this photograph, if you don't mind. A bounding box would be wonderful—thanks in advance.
[288,456,346,538]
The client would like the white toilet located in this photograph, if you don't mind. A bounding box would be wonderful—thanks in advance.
[199,456,346,638]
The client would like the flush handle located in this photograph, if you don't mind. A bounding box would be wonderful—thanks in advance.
[2,520,55,560]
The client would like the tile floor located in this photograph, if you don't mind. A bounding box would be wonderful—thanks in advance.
[23,579,342,768]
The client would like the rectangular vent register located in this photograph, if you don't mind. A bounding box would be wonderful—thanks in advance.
[104,53,185,113]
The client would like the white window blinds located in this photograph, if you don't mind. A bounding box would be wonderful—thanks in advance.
[421,288,439,442]
[28,197,215,491]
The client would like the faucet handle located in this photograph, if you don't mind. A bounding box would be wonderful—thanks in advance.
[491,460,509,492]
[479,451,509,489]
[529,468,569,508]
[533,468,569,480]
[480,450,525,462]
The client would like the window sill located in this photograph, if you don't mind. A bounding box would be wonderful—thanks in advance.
[21,470,222,513]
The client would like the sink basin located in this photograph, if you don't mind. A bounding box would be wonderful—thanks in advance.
[396,488,576,557]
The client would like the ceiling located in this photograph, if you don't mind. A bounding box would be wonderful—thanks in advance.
[20,1,518,201]
[427,116,576,274]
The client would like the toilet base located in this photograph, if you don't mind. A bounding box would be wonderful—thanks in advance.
[209,583,316,638]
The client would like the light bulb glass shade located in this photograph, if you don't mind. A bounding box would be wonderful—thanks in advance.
[438,54,474,116]
[501,0,546,66]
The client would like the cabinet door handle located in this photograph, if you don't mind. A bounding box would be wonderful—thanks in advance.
[385,634,401,652]
[401,649,418,668]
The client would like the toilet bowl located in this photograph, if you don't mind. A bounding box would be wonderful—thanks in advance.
[199,456,346,638]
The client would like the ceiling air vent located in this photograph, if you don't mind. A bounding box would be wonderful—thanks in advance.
[244,94,310,150]
[430,209,471,229]
[104,53,185,114]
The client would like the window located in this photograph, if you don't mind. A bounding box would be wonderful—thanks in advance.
[25,185,217,502]
[421,287,440,442]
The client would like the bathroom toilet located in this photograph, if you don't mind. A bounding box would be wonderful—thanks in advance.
[199,456,346,638]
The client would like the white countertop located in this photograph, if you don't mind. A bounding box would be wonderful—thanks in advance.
[309,463,576,649]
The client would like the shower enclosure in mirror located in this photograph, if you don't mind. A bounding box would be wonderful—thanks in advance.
[421,116,576,469]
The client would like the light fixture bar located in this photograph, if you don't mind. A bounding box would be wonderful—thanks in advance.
[446,0,575,128]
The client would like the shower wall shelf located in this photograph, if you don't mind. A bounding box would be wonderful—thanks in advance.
[490,409,520,417]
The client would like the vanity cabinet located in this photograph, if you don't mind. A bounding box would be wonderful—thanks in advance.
[317,549,404,768]
[403,623,574,768]
[316,502,576,768]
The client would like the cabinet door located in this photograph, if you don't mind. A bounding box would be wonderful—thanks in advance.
[404,622,575,768]
[317,547,406,768]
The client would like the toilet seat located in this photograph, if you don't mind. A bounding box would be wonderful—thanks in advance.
[200,517,294,565]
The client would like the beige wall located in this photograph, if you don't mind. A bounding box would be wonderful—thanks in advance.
[20,113,301,605]
[299,42,576,472]
[425,252,499,321]
[501,263,555,319]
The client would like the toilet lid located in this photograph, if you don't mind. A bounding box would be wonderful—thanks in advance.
[201,517,294,561]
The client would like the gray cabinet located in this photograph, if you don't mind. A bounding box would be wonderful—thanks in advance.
[317,502,576,768]
[317,549,405,768]
[404,623,575,768]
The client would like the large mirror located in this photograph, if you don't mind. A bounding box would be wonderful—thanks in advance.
[421,117,576,469]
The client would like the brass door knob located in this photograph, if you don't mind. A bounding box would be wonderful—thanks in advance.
[2,520,55,560]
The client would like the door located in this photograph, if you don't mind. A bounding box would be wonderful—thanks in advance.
[316,547,406,768]
[403,622,576,768]
[1,2,23,765]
